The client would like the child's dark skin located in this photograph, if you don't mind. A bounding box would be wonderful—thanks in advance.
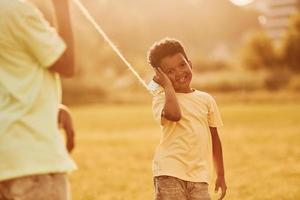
[58,105,75,153]
[153,52,227,200]
[30,0,76,154]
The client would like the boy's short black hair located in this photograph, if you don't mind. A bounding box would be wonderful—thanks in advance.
[147,38,188,68]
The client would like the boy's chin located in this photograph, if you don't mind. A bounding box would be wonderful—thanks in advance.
[175,85,192,93]
[176,81,191,88]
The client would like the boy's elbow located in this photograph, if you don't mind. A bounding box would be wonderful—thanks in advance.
[49,63,76,78]
[164,113,181,122]
[49,53,76,77]
[171,115,181,122]
[60,67,76,78]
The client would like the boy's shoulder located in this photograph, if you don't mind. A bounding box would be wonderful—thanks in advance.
[191,89,214,99]
[191,90,218,106]
[151,88,215,98]
[152,89,216,108]
[193,89,211,96]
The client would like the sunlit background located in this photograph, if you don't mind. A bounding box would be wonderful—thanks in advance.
[31,0,300,199]
[230,0,254,6]
[45,0,299,103]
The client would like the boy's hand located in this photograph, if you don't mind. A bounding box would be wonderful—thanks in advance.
[153,67,173,89]
[215,175,227,200]
[58,105,75,153]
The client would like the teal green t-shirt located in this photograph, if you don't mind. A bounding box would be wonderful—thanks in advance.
[0,0,76,181]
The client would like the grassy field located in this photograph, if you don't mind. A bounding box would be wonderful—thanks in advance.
[69,102,300,200]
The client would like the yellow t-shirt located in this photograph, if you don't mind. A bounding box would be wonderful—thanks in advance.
[0,0,76,181]
[152,89,223,183]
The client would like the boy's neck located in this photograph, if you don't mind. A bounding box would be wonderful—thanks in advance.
[175,87,194,93]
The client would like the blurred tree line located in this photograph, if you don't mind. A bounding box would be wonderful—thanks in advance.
[52,0,299,103]
[240,13,300,90]
[62,0,260,103]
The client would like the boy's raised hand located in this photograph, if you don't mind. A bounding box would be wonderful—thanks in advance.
[58,105,75,153]
[153,67,173,89]
[215,175,227,200]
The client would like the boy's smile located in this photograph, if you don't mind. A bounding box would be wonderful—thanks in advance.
[160,53,193,93]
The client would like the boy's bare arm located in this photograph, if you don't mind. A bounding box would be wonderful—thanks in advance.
[49,0,75,77]
[58,104,75,153]
[210,127,227,200]
[154,68,181,121]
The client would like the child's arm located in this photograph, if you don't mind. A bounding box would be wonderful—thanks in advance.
[210,127,227,200]
[58,104,75,153]
[153,68,181,122]
[49,0,75,77]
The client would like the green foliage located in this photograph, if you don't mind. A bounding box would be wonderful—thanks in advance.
[193,58,230,72]
[264,70,291,91]
[192,70,266,92]
[240,32,279,71]
[287,75,300,91]
[281,13,300,72]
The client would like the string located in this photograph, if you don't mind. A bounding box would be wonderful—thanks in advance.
[72,0,150,92]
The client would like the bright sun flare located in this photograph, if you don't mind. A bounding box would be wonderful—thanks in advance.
[229,0,254,6]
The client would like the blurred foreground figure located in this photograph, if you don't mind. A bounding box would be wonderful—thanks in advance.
[0,0,77,199]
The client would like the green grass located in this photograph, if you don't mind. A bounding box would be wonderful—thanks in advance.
[69,103,300,200]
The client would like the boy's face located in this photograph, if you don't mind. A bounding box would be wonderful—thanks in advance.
[159,53,193,93]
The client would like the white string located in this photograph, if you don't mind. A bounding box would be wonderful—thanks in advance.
[72,0,149,91]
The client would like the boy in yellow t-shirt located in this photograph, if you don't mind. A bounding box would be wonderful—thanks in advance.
[147,38,227,200]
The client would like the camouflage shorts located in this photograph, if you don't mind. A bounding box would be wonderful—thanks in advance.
[0,173,70,200]
[154,176,211,200]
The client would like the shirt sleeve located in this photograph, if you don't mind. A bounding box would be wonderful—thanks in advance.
[207,94,223,127]
[12,2,66,68]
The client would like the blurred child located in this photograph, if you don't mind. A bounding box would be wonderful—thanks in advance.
[0,0,76,199]
[148,38,227,200]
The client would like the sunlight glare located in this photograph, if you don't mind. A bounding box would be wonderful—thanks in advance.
[229,0,254,6]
